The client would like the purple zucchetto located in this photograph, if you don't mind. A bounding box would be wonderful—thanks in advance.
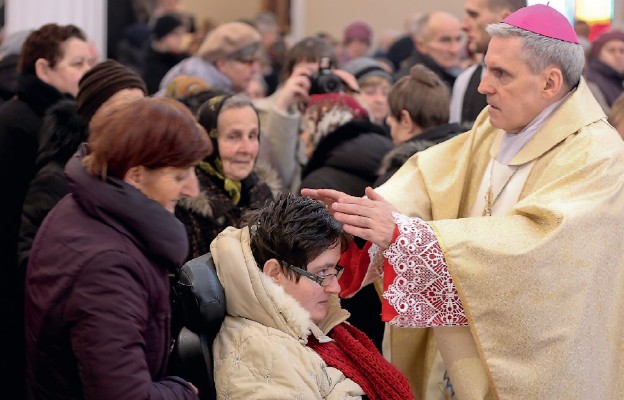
[502,4,579,44]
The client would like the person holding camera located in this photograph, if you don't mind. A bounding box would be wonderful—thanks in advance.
[254,36,362,193]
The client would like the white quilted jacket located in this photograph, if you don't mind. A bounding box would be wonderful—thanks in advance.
[211,226,365,400]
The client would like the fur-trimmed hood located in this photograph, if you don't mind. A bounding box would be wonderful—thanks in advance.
[211,226,349,343]
[376,123,464,185]
[377,140,436,178]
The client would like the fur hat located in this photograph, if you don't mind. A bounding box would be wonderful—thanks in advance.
[304,93,368,149]
[153,14,184,40]
[343,57,393,85]
[76,60,147,122]
[198,22,261,63]
[343,21,372,46]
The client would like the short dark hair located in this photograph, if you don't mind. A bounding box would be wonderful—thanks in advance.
[248,193,350,282]
[84,97,211,179]
[280,36,336,83]
[19,23,86,75]
[388,64,450,130]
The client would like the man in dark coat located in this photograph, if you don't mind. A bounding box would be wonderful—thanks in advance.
[394,11,463,88]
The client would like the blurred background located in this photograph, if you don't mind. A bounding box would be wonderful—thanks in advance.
[1,0,622,61]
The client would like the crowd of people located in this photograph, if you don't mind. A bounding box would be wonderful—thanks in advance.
[0,0,623,399]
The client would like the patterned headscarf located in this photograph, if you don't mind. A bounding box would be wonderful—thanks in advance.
[164,75,211,99]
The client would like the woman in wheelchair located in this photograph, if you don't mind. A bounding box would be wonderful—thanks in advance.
[210,193,413,399]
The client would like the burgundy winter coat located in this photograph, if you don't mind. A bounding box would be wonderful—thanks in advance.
[24,148,198,400]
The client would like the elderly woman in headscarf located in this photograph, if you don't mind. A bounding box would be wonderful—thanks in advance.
[175,93,278,261]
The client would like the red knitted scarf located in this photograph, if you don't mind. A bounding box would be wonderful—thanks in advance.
[307,323,415,400]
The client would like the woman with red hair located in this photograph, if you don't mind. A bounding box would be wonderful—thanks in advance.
[25,98,211,400]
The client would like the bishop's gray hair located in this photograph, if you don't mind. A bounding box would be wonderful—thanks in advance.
[486,23,585,90]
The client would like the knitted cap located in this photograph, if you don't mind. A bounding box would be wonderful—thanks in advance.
[344,21,372,45]
[154,14,185,40]
[76,60,147,122]
[198,22,261,62]
[590,30,624,59]
[343,57,393,85]
[502,4,579,44]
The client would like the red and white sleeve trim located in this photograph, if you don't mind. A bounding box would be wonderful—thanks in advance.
[381,212,467,328]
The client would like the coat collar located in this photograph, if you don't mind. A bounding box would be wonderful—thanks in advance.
[65,146,189,270]
[17,73,67,117]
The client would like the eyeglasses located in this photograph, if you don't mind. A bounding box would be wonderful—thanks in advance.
[281,261,344,287]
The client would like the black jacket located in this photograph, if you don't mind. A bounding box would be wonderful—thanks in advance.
[375,122,464,186]
[0,75,65,273]
[300,119,393,197]
[142,45,188,95]
[18,100,88,271]
[385,35,415,72]
[0,74,66,397]
[0,54,19,104]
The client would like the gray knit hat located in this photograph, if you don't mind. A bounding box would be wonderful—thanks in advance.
[343,57,393,85]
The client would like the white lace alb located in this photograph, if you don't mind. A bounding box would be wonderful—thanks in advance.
[382,213,468,328]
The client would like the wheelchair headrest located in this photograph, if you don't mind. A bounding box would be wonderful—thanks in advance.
[177,253,226,334]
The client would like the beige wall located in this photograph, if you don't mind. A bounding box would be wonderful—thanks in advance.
[182,0,262,27]
[182,0,464,45]
[297,0,463,44]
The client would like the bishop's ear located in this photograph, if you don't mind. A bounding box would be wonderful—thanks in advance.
[542,67,564,99]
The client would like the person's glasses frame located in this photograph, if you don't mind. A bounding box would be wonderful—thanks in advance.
[281,261,344,287]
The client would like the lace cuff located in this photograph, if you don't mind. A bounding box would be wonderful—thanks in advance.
[382,212,467,328]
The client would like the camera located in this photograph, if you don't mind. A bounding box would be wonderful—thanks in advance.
[309,57,343,95]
